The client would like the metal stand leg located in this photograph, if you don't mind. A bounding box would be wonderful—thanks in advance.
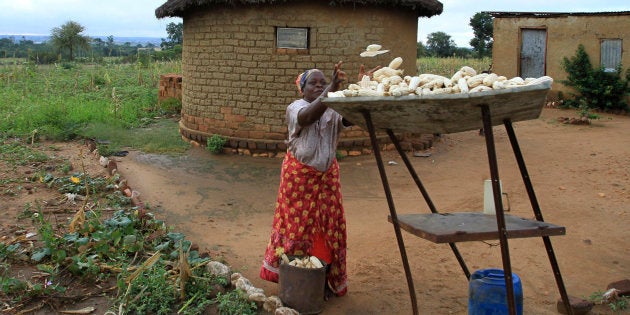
[504,120,574,315]
[480,105,517,315]
[385,129,471,279]
[362,111,419,315]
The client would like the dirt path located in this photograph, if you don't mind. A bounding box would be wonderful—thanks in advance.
[116,107,630,314]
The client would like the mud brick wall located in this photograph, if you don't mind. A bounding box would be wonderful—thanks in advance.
[492,12,630,102]
[158,74,182,103]
[179,2,429,155]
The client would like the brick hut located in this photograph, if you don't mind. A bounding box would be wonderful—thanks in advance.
[155,0,443,155]
[488,11,630,102]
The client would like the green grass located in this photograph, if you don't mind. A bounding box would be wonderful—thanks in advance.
[1,60,187,153]
[416,57,492,77]
[82,118,189,155]
[1,57,489,154]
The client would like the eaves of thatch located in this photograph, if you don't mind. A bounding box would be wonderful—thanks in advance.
[155,0,443,19]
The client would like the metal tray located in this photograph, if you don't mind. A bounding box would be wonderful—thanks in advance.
[322,81,552,134]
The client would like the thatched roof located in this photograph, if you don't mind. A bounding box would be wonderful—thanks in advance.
[155,0,443,19]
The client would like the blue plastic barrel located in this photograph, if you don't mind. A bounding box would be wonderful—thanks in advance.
[468,268,523,315]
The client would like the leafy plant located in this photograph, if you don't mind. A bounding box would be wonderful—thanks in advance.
[213,289,258,315]
[158,97,182,114]
[0,137,49,167]
[207,134,227,154]
[177,263,227,314]
[560,44,630,111]
[577,101,600,120]
[119,262,177,315]
[588,289,628,312]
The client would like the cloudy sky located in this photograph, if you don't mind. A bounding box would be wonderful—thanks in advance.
[0,0,628,45]
[0,0,181,38]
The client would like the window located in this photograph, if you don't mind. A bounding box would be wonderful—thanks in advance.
[276,27,309,49]
[600,39,622,72]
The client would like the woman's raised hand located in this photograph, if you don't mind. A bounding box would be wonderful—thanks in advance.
[331,61,347,92]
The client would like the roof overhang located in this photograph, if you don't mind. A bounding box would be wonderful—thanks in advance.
[156,0,443,19]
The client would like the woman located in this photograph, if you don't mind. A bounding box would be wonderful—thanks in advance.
[260,61,350,297]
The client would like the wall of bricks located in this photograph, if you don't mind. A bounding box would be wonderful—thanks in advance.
[492,12,630,102]
[158,74,183,103]
[178,2,429,155]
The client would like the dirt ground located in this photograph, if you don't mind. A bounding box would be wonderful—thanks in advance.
[3,107,629,314]
[110,107,627,314]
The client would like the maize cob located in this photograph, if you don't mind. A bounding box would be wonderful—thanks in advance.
[408,76,422,90]
[421,77,446,89]
[310,256,324,268]
[432,87,454,94]
[466,73,488,88]
[492,80,506,90]
[443,77,454,88]
[526,76,553,86]
[357,88,381,97]
[388,57,403,70]
[458,77,469,93]
[377,83,385,94]
[482,73,498,87]
[360,75,372,89]
[373,67,403,82]
[451,70,463,82]
[460,66,477,77]
[469,85,493,93]
[508,77,525,85]
[327,91,345,98]
[343,89,358,97]
[382,75,403,86]
[452,83,461,93]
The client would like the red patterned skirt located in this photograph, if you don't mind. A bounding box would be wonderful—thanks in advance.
[260,152,348,296]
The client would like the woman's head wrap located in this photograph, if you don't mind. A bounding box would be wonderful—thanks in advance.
[295,69,322,94]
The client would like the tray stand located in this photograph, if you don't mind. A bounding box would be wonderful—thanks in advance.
[323,83,573,315]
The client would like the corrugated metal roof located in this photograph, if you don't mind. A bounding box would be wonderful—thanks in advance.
[486,11,630,18]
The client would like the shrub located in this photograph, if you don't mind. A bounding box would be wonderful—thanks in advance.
[213,290,257,315]
[158,97,182,115]
[560,44,630,111]
[207,134,226,154]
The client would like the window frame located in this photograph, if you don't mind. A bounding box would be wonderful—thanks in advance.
[600,38,623,72]
[275,27,309,50]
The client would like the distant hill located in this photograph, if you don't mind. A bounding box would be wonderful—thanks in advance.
[0,35,163,46]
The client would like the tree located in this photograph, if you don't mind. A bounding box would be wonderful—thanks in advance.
[453,47,474,58]
[92,37,105,56]
[469,12,493,58]
[560,44,630,111]
[417,41,428,58]
[426,31,456,57]
[106,35,115,57]
[161,22,183,49]
[50,21,91,61]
